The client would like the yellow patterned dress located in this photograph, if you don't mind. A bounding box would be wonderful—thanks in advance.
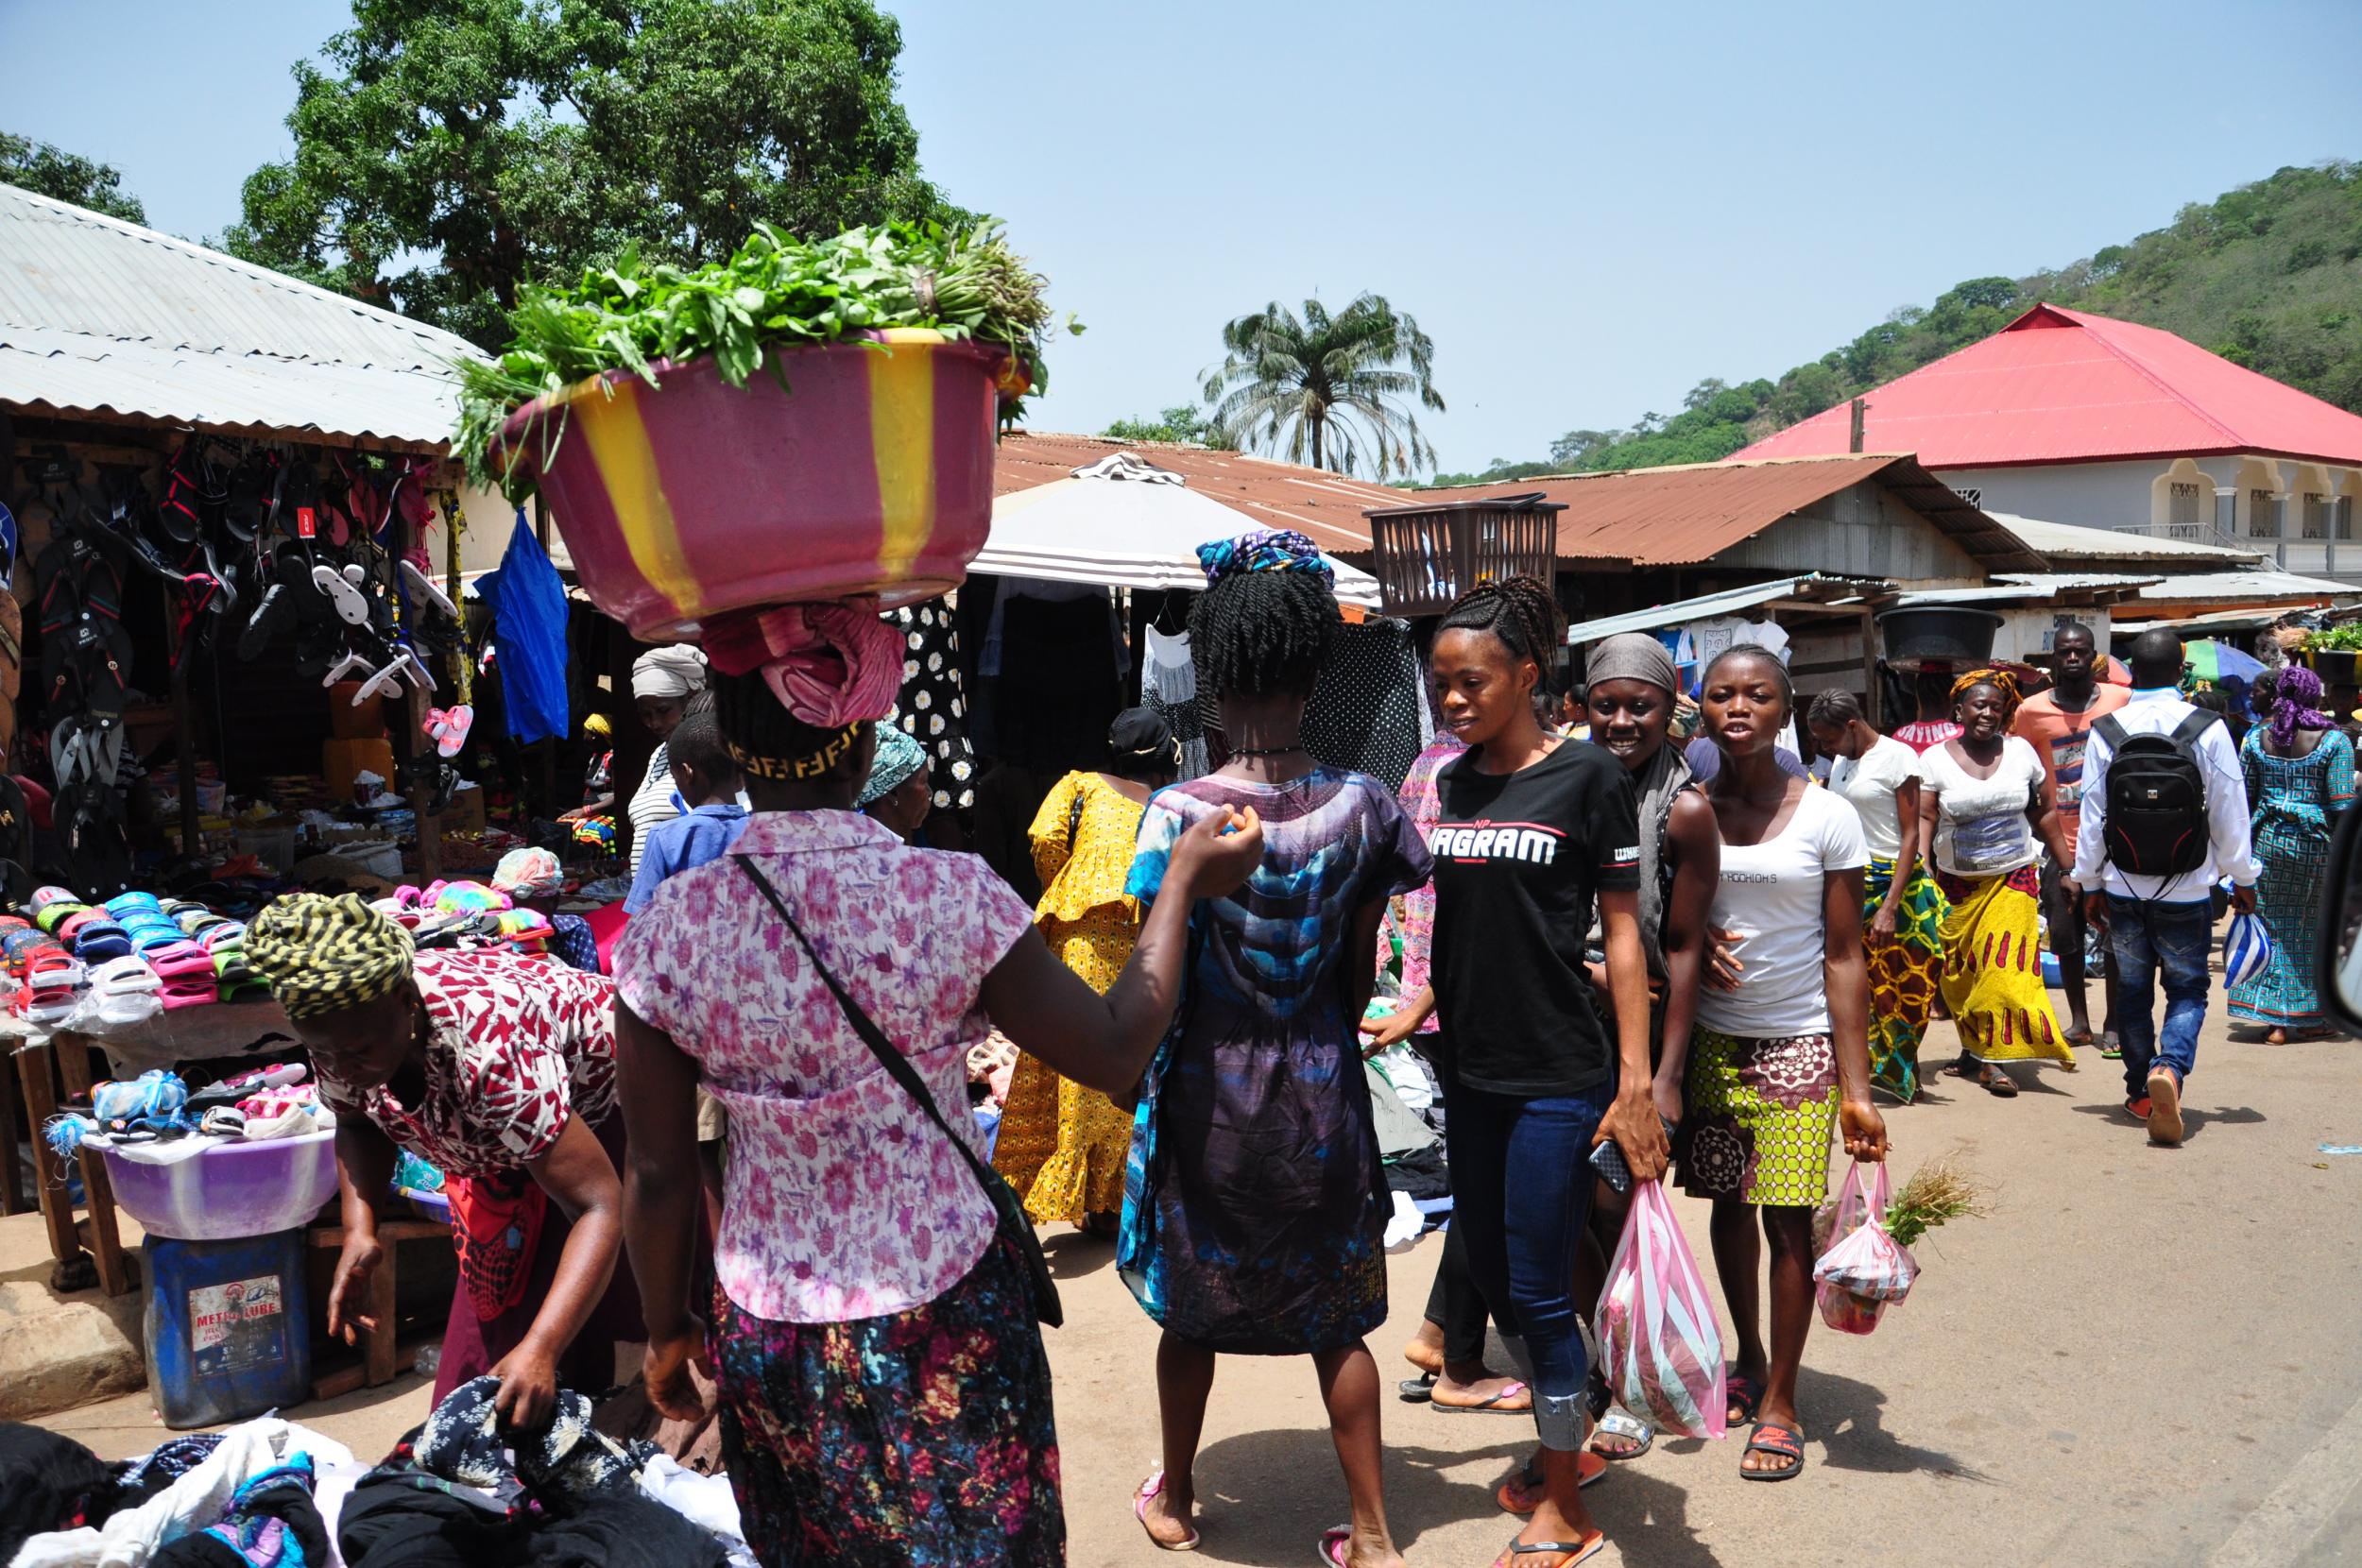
[991,772,1148,1226]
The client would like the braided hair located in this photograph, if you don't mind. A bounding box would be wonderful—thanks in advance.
[711,668,866,785]
[1189,571,1339,698]
[1437,576,1564,676]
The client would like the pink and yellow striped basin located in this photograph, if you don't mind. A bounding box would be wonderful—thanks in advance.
[498,330,1004,640]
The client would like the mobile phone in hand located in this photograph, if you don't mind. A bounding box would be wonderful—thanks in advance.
[1588,1136,1632,1195]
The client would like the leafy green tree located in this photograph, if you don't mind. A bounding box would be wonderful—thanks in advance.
[1548,429,1625,468]
[1201,294,1445,480]
[222,0,961,346]
[1102,404,1226,445]
[1,131,146,223]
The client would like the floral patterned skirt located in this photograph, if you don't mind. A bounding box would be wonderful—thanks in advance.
[711,1235,1063,1568]
[1675,1026,1840,1208]
[1864,856,1947,1103]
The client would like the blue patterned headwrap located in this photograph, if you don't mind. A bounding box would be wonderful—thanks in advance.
[1195,529,1335,587]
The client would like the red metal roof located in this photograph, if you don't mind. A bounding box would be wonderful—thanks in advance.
[992,431,1412,558]
[1734,304,2362,469]
[1411,453,2045,571]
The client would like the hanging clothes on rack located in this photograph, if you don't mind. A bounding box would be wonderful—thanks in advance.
[1141,622,1209,780]
[989,586,1122,776]
[1304,617,1427,792]
[881,597,977,815]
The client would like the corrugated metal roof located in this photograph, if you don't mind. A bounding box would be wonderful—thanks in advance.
[0,182,481,448]
[1986,511,2260,564]
[1899,574,2161,605]
[1735,304,2362,469]
[992,431,1451,560]
[1412,453,2046,572]
[2135,569,2356,603]
[1564,573,1893,647]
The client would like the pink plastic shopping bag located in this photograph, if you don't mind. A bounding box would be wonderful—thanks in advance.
[1595,1177,1726,1440]
[1812,1159,1916,1336]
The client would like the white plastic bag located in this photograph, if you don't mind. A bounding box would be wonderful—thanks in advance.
[1812,1160,1916,1335]
[1595,1178,1726,1440]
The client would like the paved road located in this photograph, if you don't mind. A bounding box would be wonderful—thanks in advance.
[44,1007,2362,1565]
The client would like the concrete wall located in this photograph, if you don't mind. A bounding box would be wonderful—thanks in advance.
[1938,455,2362,584]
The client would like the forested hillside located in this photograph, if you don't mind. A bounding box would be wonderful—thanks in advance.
[1432,160,2362,486]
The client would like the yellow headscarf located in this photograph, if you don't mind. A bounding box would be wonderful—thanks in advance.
[1950,668,2024,724]
[247,894,416,1021]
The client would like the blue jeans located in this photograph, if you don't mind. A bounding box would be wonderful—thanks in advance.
[1443,1082,1610,1450]
[2105,895,2212,1099]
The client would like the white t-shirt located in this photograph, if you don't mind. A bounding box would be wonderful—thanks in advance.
[1918,735,2045,878]
[1829,736,1922,862]
[1698,786,1869,1038]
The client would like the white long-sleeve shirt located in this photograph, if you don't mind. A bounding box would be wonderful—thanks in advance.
[2072,687,2259,900]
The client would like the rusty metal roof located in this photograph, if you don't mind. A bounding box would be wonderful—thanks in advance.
[992,431,1423,559]
[1412,453,2046,573]
[0,181,481,450]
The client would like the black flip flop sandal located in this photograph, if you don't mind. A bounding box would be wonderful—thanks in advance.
[1741,1420,1806,1481]
[1396,1371,1436,1402]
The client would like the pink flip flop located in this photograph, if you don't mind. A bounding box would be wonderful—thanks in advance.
[1319,1526,1352,1566]
[1135,1471,1200,1553]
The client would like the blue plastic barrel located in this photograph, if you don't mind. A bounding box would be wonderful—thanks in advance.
[142,1229,312,1429]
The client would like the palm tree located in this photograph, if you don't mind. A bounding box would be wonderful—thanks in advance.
[1201,294,1445,480]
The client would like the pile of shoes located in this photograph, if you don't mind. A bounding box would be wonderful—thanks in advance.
[0,915,85,1025]
[4,888,287,1021]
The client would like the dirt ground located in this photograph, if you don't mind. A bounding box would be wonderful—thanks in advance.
[36,1005,2362,1566]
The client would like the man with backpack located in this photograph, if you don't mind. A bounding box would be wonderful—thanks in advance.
[2073,630,2259,1146]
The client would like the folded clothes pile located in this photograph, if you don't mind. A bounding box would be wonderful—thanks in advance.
[369,879,563,962]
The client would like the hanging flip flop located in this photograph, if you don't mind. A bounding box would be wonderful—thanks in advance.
[312,561,372,626]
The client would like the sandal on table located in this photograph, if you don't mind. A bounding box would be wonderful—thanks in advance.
[1435,1379,1530,1414]
[1134,1471,1199,1552]
[1589,1406,1653,1461]
[1491,1536,1606,1568]
[1741,1420,1806,1481]
[1495,1452,1607,1515]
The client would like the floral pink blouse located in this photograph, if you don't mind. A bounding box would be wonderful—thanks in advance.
[613,810,1035,1323]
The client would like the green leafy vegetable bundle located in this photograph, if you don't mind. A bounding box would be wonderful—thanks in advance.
[453,219,1070,494]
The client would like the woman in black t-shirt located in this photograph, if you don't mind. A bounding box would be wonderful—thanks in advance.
[1394,577,1669,1568]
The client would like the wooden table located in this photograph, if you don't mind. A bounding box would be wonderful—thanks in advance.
[9,1002,301,1296]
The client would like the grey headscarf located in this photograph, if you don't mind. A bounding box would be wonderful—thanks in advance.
[1587,634,1692,980]
[631,644,710,700]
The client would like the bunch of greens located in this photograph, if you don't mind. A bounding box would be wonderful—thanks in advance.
[1881,1152,1993,1249]
[2302,620,2362,653]
[453,219,1072,494]
[1812,1150,1993,1253]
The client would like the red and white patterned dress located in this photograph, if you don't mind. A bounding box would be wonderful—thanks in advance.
[316,948,617,1178]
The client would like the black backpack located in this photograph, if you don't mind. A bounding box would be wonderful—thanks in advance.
[2094,709,2218,880]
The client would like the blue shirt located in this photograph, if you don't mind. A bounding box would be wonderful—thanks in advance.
[625,804,753,914]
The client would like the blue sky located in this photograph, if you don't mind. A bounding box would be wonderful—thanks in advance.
[6,0,2359,474]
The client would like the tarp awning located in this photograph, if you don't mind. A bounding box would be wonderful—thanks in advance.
[976,459,1383,607]
[1564,574,1893,647]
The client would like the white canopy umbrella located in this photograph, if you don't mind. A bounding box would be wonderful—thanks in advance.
[975,452,1383,608]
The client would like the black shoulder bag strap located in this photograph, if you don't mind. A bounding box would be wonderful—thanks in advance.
[732,856,1062,1328]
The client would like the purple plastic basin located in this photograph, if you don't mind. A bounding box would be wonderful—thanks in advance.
[102,1131,338,1241]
